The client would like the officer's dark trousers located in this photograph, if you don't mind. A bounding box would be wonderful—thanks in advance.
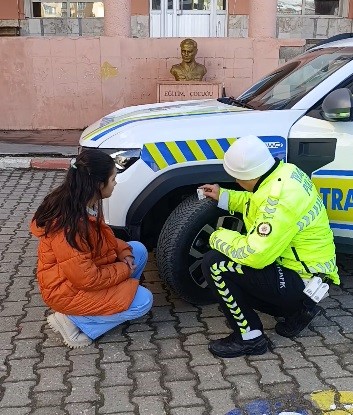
[202,249,308,339]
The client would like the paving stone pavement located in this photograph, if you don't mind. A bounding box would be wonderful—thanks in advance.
[0,169,353,415]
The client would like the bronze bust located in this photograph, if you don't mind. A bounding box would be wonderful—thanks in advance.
[170,38,207,81]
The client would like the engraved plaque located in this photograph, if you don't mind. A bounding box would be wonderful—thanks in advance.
[158,81,222,103]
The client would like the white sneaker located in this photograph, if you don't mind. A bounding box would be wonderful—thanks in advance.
[47,312,92,349]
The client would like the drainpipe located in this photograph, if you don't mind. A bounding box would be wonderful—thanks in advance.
[104,0,131,36]
[248,0,277,38]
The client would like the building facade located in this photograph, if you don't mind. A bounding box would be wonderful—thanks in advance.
[0,0,350,130]
[1,0,353,40]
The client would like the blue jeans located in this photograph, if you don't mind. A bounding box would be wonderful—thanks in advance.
[68,241,153,340]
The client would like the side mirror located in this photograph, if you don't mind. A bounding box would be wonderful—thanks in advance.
[322,88,353,122]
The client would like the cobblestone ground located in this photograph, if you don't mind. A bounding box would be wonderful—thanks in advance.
[1,169,353,415]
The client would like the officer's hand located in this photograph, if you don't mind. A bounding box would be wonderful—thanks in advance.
[199,184,220,201]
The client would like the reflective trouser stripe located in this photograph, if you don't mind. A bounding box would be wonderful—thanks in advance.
[210,261,249,334]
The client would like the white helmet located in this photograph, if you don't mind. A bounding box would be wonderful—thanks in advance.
[223,135,275,180]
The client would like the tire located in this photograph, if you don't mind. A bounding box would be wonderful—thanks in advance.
[156,194,244,305]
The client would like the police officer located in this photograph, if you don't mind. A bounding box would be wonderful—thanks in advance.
[200,135,339,359]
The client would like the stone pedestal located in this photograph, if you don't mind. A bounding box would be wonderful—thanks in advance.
[157,81,222,103]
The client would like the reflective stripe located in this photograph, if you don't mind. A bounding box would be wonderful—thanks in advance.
[210,262,250,332]
[141,137,236,172]
[144,143,169,170]
[83,109,243,141]
[165,141,187,163]
[215,280,226,289]
[140,136,286,172]
[206,138,226,159]
[186,140,207,160]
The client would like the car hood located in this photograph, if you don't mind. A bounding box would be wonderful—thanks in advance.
[80,99,249,147]
[80,99,305,149]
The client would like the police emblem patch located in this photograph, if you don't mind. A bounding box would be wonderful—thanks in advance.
[257,222,272,237]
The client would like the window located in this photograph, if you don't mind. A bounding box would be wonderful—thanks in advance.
[30,1,104,17]
[151,0,226,11]
[237,47,353,110]
[277,0,340,15]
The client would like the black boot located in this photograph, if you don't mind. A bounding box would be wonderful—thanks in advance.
[208,333,268,358]
[275,305,323,338]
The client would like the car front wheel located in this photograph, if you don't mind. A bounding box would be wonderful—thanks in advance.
[156,194,244,305]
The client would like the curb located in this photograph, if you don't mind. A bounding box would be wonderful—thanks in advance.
[0,156,70,170]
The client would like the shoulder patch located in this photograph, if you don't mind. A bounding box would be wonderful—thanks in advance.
[257,222,272,237]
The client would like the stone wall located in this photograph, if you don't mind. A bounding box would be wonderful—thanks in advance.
[277,16,352,38]
[228,15,248,38]
[18,16,149,37]
[2,15,351,39]
[19,18,104,36]
[228,15,353,40]
[131,15,149,38]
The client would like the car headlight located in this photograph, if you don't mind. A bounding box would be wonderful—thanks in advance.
[78,147,141,172]
[105,148,141,172]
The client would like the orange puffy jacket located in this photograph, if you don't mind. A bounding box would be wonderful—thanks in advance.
[30,216,139,316]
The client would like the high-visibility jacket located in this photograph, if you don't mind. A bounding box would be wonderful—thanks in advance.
[210,161,340,285]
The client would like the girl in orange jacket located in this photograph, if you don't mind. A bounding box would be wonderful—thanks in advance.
[30,149,153,348]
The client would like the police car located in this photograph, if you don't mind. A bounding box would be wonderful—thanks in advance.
[80,35,353,304]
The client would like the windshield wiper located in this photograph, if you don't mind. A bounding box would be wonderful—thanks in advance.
[217,96,255,109]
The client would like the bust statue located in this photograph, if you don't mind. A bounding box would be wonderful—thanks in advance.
[170,38,207,81]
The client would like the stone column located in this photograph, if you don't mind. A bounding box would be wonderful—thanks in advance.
[248,0,277,38]
[104,0,131,37]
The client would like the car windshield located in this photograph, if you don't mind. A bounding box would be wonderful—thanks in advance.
[234,47,353,110]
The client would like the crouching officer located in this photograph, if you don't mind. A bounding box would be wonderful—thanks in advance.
[200,135,339,359]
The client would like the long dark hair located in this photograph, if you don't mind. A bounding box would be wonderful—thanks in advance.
[33,149,115,251]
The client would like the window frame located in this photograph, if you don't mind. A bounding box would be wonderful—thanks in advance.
[24,0,105,18]
[277,0,349,17]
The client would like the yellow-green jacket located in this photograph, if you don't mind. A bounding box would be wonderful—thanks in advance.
[210,161,340,284]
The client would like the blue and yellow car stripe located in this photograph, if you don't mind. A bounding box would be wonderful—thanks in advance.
[142,138,236,171]
[141,136,286,172]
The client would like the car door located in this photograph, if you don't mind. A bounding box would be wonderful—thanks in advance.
[288,79,353,252]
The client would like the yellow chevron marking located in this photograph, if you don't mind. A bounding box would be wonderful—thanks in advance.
[186,141,207,160]
[227,137,236,146]
[165,141,187,163]
[215,281,226,289]
[236,265,244,274]
[206,139,225,159]
[211,273,222,281]
[224,295,234,303]
[230,308,241,315]
[145,144,168,170]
